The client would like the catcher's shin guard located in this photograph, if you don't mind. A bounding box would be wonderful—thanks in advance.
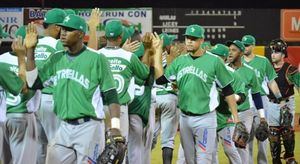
[281,127,295,160]
[269,126,282,164]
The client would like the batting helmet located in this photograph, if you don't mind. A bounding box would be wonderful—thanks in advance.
[269,39,288,57]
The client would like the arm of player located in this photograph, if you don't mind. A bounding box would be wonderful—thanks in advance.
[152,32,165,80]
[103,89,122,136]
[268,80,286,106]
[252,92,266,121]
[12,36,28,93]
[223,84,240,123]
[87,8,101,50]
[24,22,39,88]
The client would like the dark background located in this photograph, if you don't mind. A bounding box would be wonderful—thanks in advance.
[1,0,300,9]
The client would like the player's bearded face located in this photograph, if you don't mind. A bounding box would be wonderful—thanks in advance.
[244,45,252,56]
[228,45,242,63]
[185,36,202,53]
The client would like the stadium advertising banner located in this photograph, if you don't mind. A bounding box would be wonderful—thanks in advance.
[153,8,280,45]
[0,8,23,42]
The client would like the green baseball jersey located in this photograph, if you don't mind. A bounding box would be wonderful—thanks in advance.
[232,63,260,111]
[288,70,300,88]
[242,55,277,96]
[35,36,64,94]
[0,52,40,113]
[128,73,154,126]
[217,66,246,131]
[164,52,233,115]
[98,47,149,105]
[38,46,116,120]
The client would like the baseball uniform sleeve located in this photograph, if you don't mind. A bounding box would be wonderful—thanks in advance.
[215,58,233,88]
[288,68,300,88]
[56,40,65,51]
[0,64,24,96]
[130,54,150,80]
[98,54,116,92]
[265,58,277,81]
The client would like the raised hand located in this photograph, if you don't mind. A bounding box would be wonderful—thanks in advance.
[24,22,38,49]
[122,39,141,52]
[142,32,152,49]
[151,32,163,50]
[12,36,26,57]
[87,8,102,28]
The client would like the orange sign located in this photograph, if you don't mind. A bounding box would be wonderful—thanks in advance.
[281,9,300,41]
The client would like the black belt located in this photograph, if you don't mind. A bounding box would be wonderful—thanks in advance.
[181,110,203,116]
[65,117,91,125]
[269,98,289,104]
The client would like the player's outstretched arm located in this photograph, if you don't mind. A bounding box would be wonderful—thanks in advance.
[87,8,101,50]
[12,36,28,93]
[152,32,164,79]
[268,80,286,106]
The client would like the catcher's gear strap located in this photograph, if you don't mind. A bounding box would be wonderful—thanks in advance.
[281,127,295,159]
[269,126,281,162]
[221,84,234,97]
[280,105,293,127]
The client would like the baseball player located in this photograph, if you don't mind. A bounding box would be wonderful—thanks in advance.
[152,32,179,164]
[0,25,28,162]
[0,27,41,164]
[98,20,150,143]
[33,8,66,164]
[153,25,240,164]
[24,15,122,163]
[127,40,156,164]
[210,44,245,164]
[241,35,284,164]
[227,40,267,164]
[267,39,299,164]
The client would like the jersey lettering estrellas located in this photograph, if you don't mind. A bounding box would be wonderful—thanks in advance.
[164,52,233,115]
[0,52,40,113]
[242,55,277,96]
[232,63,260,111]
[98,47,149,105]
[217,66,246,131]
[35,36,64,94]
[38,46,115,120]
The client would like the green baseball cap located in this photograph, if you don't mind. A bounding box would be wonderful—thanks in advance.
[15,25,26,40]
[241,35,256,46]
[184,24,205,38]
[58,15,87,33]
[64,9,76,16]
[44,8,67,24]
[0,24,9,38]
[133,44,145,58]
[121,25,135,44]
[105,20,123,38]
[210,44,229,57]
[201,41,212,50]
[227,40,245,53]
[159,33,176,48]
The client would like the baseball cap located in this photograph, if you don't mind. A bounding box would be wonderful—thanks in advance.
[184,24,205,38]
[0,24,9,38]
[241,35,256,46]
[105,20,123,38]
[44,8,67,24]
[58,15,87,33]
[159,33,176,48]
[133,44,145,58]
[210,44,229,57]
[15,25,27,40]
[226,40,245,53]
[121,25,135,44]
[64,9,76,16]
[201,41,212,50]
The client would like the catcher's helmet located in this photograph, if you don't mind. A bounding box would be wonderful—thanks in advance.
[269,39,288,57]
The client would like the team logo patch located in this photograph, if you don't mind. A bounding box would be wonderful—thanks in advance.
[197,129,208,152]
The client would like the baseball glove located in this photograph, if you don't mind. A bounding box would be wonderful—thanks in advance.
[233,122,249,149]
[97,132,127,164]
[280,105,293,127]
[255,119,269,141]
